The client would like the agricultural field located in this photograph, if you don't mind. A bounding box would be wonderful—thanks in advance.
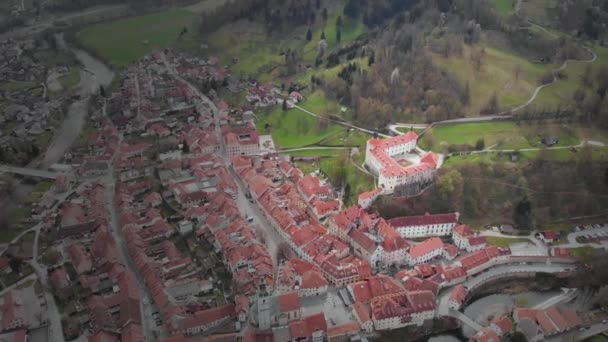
[431,45,553,115]
[78,9,196,67]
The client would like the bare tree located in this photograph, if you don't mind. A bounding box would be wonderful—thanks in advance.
[470,47,486,72]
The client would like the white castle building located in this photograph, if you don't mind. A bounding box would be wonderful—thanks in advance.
[364,131,440,194]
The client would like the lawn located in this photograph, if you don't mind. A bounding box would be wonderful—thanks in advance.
[78,9,196,67]
[489,0,515,15]
[256,104,343,149]
[318,130,369,148]
[420,122,581,152]
[431,45,553,115]
[319,154,376,206]
[486,236,532,247]
[288,149,345,157]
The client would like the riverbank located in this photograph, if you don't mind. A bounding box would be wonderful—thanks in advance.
[40,33,114,168]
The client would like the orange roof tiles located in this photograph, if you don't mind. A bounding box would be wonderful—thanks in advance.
[279,292,301,312]
[408,237,444,259]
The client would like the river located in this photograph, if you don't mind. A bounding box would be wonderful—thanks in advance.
[40,33,114,168]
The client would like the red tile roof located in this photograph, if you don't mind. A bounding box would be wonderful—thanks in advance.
[449,285,467,304]
[492,315,512,335]
[470,327,500,342]
[304,312,327,333]
[279,292,300,312]
[288,320,309,339]
[453,224,473,237]
[408,237,444,259]
[388,212,458,228]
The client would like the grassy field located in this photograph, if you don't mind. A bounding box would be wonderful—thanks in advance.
[431,45,553,115]
[79,9,196,67]
[256,105,343,149]
[205,21,283,80]
[486,236,532,247]
[420,122,581,151]
[520,0,559,27]
[288,149,345,157]
[532,45,608,110]
[489,0,515,15]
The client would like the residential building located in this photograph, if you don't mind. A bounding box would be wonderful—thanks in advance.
[388,212,459,238]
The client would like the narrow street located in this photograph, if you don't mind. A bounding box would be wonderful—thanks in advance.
[102,94,161,340]
[104,163,161,341]
[161,51,285,269]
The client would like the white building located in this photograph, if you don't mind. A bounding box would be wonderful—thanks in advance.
[364,132,441,194]
[452,224,487,252]
[388,212,459,238]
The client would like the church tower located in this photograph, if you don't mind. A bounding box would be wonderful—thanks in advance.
[256,278,272,329]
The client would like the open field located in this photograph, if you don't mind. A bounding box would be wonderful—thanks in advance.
[443,145,608,166]
[489,0,515,15]
[431,45,553,115]
[420,122,581,151]
[486,236,532,247]
[79,9,196,67]
[256,105,343,149]
[287,149,344,157]
[205,21,283,80]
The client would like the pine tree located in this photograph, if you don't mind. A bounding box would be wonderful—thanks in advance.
[282,99,288,111]
[320,31,326,40]
[322,8,328,21]
[306,28,312,41]
[336,28,341,43]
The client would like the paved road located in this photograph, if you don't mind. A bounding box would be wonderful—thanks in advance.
[534,288,577,310]
[479,230,547,251]
[438,262,572,334]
